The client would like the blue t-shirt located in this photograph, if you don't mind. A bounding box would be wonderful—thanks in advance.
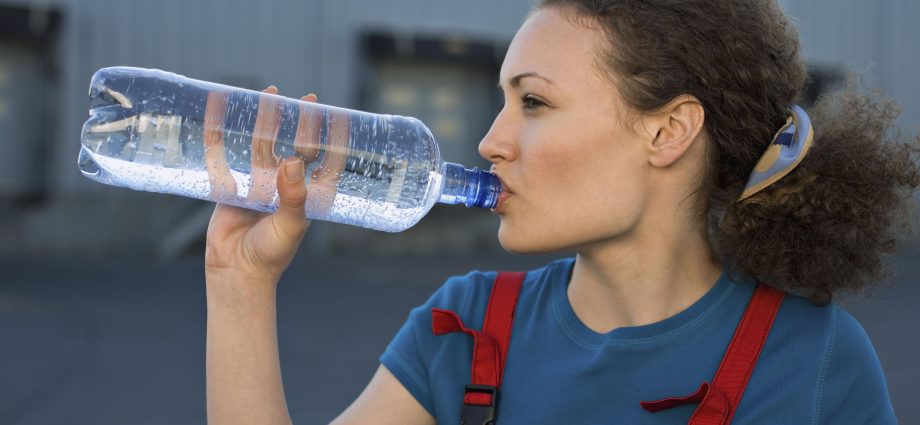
[380,258,897,424]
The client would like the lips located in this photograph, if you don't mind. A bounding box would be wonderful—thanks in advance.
[491,173,512,213]
[493,191,511,213]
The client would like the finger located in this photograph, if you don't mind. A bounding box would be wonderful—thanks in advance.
[264,85,279,95]
[295,92,322,164]
[203,91,238,200]
[272,157,310,239]
[308,109,347,218]
[248,90,283,205]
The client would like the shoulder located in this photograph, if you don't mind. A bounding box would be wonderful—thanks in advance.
[422,258,574,328]
[435,269,498,307]
[772,294,888,380]
[772,295,896,423]
[377,269,499,415]
[827,305,880,363]
[736,290,896,424]
[419,269,496,327]
[816,304,896,422]
[774,294,887,368]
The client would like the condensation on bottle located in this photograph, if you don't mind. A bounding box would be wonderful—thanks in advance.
[78,67,501,232]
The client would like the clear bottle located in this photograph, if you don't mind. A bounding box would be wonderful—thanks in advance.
[78,67,501,232]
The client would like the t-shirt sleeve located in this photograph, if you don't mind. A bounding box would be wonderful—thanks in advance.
[817,306,898,424]
[379,270,495,417]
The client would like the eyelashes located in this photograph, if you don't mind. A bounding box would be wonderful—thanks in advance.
[521,94,546,111]
[497,94,548,113]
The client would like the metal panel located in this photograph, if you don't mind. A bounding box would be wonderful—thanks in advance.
[0,0,535,194]
[780,0,919,125]
[0,42,44,197]
[1,0,917,255]
[881,0,920,127]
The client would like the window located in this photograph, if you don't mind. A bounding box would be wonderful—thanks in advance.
[0,5,61,204]
[361,32,504,169]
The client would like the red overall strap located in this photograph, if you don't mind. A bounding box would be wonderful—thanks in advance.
[641,283,785,425]
[431,272,526,407]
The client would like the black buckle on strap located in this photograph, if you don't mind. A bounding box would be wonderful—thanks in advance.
[461,385,499,425]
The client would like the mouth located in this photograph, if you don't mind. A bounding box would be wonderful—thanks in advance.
[492,191,510,213]
[490,174,511,213]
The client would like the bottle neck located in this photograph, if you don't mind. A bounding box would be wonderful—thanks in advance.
[438,162,502,209]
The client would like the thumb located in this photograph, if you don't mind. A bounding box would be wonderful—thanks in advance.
[273,157,310,238]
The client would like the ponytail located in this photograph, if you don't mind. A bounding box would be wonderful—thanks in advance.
[715,84,920,304]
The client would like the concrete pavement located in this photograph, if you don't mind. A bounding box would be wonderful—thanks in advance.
[0,248,917,424]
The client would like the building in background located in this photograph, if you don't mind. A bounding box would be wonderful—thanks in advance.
[0,0,917,259]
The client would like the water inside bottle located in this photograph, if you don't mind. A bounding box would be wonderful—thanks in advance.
[80,68,444,232]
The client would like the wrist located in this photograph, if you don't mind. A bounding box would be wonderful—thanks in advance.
[205,268,280,310]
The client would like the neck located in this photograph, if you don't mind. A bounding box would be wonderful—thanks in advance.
[568,225,723,334]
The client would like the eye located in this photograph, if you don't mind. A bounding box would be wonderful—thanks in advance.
[521,94,547,111]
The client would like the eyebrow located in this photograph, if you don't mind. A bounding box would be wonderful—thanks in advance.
[498,72,556,90]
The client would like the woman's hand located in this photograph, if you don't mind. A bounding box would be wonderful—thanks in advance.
[204,87,319,286]
[204,87,319,425]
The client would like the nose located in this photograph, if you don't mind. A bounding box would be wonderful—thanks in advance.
[478,108,518,165]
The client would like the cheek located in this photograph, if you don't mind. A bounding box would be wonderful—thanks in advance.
[519,121,585,185]
[500,126,649,252]
[543,124,647,206]
[575,135,649,220]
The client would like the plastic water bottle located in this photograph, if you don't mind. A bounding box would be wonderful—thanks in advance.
[78,67,502,232]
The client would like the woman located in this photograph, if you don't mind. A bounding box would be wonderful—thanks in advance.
[203,0,920,423]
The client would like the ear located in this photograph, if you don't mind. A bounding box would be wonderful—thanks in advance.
[646,95,705,168]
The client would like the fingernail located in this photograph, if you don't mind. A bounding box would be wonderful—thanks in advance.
[285,159,304,182]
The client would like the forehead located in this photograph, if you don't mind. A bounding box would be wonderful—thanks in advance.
[501,7,606,86]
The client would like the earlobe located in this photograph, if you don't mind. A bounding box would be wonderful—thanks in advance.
[648,96,705,168]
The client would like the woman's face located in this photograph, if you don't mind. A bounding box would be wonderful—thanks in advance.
[481,7,652,254]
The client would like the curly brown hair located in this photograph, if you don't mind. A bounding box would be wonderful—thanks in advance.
[538,0,920,304]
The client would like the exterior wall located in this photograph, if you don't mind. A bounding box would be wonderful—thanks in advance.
[781,0,920,221]
[0,0,917,257]
[781,0,920,127]
[0,0,533,257]
[45,0,531,195]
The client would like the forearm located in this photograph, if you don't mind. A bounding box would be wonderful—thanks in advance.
[206,273,292,425]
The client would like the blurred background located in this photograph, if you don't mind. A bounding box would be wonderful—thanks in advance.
[0,0,917,423]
